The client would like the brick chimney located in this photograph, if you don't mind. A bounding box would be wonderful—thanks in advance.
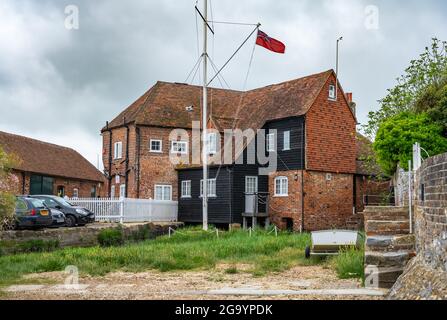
[345,92,356,116]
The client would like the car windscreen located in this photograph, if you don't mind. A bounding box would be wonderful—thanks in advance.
[53,197,74,207]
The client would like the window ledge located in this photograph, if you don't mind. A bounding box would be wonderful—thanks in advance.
[150,150,163,154]
[273,194,289,198]
[181,196,192,199]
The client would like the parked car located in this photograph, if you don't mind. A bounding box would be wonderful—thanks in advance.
[49,208,66,228]
[29,195,95,227]
[14,196,54,229]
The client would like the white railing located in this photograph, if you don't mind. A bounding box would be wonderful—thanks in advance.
[68,197,178,223]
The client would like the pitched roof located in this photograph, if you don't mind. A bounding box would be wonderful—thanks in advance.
[103,70,334,132]
[0,131,105,182]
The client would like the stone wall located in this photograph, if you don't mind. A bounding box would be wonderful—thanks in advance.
[388,152,447,300]
[0,222,183,255]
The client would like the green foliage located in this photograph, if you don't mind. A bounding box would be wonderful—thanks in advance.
[0,146,17,230]
[97,227,124,247]
[0,239,60,256]
[0,229,314,286]
[365,38,447,137]
[414,79,447,134]
[374,112,447,175]
[330,247,364,280]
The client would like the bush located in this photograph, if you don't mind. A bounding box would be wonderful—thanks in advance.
[97,227,124,247]
[18,239,60,253]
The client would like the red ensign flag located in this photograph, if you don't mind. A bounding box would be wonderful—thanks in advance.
[256,30,286,54]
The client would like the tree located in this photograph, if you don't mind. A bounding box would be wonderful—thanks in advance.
[373,112,447,176]
[414,78,447,135]
[0,146,16,230]
[365,38,447,137]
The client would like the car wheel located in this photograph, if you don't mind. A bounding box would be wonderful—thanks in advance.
[65,215,77,228]
[305,246,311,259]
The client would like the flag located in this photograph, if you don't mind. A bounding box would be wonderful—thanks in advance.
[256,30,286,54]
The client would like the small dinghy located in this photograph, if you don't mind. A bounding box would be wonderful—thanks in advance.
[305,230,361,258]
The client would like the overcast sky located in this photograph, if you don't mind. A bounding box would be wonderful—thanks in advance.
[1,0,446,170]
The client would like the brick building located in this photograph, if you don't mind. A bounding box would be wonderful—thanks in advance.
[0,131,105,198]
[103,70,384,231]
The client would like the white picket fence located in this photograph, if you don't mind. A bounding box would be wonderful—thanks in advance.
[68,197,178,223]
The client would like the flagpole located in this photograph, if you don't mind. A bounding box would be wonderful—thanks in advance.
[202,0,209,231]
[335,36,343,100]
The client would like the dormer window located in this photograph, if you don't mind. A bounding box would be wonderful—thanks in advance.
[329,85,336,100]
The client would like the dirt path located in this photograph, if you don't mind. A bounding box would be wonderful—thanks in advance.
[2,264,384,300]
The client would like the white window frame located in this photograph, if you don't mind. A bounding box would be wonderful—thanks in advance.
[110,185,115,199]
[73,188,79,199]
[119,184,126,199]
[274,176,289,197]
[114,142,123,159]
[170,141,188,154]
[200,179,217,198]
[267,133,276,152]
[181,180,191,198]
[283,131,291,151]
[207,132,218,155]
[154,185,172,201]
[245,176,258,194]
[329,85,336,100]
[150,139,163,153]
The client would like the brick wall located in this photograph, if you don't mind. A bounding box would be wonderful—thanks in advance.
[268,170,355,231]
[355,176,391,213]
[415,152,447,271]
[304,171,354,231]
[3,170,104,198]
[103,124,193,200]
[305,74,357,174]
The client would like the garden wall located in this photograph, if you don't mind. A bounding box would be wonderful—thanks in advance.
[388,152,447,299]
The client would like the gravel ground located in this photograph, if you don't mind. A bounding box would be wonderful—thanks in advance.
[2,264,385,300]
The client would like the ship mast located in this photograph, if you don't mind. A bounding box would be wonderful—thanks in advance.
[202,0,208,231]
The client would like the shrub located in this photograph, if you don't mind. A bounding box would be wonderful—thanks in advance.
[17,239,60,253]
[97,227,124,247]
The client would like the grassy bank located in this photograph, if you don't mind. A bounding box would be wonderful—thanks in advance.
[0,227,364,287]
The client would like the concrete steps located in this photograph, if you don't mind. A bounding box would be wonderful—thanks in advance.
[363,206,415,289]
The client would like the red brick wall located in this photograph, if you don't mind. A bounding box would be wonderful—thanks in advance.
[306,74,357,174]
[268,171,303,231]
[103,125,194,200]
[4,170,104,198]
[268,170,356,232]
[355,176,391,212]
[303,171,354,231]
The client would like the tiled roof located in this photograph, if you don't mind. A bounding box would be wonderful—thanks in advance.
[0,131,105,182]
[103,70,334,132]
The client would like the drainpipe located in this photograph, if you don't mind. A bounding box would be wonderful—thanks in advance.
[106,121,113,197]
[124,117,130,198]
[301,118,306,232]
[21,171,26,195]
[136,126,141,199]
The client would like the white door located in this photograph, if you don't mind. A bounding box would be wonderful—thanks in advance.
[245,176,258,213]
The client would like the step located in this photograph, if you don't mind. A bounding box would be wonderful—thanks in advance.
[366,235,415,252]
[365,266,405,289]
[365,220,410,236]
[364,211,410,222]
[363,206,408,213]
[364,251,412,268]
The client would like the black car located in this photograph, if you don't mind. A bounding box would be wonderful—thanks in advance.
[49,208,66,228]
[14,196,54,229]
[29,195,95,227]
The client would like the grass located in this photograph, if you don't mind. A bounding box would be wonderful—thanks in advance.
[0,227,364,288]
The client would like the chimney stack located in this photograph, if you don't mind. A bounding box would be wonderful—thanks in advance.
[345,92,356,116]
